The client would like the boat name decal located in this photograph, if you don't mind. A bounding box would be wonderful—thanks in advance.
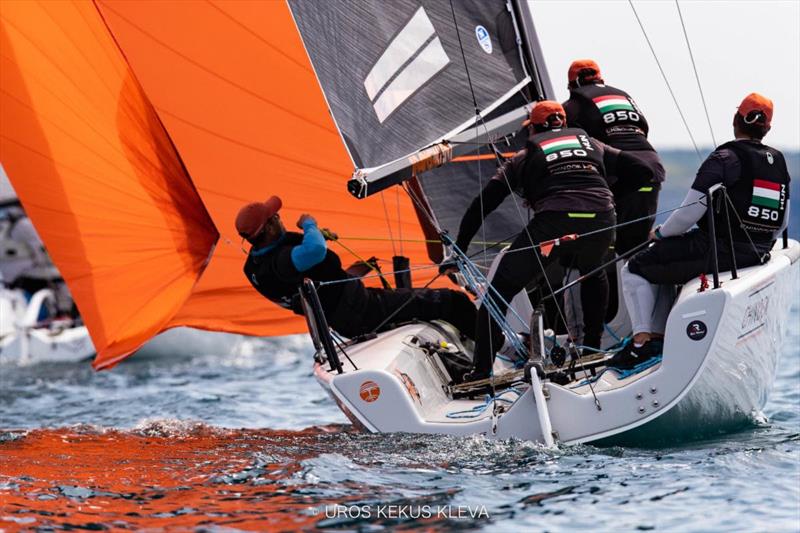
[394,370,421,404]
[740,295,770,335]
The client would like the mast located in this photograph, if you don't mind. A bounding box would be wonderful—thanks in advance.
[511,0,554,101]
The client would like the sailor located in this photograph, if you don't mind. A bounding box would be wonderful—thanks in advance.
[450,101,655,381]
[617,93,791,367]
[236,196,477,339]
[562,59,666,254]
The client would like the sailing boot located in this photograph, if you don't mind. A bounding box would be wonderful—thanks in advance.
[607,338,663,370]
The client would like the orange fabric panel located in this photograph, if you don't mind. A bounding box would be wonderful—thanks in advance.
[96,2,446,337]
[0,1,217,368]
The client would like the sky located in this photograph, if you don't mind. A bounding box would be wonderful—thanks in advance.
[528,0,800,151]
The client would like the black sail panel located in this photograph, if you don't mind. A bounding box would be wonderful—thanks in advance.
[414,123,530,268]
[289,0,529,169]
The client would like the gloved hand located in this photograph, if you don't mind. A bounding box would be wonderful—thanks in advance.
[296,214,317,229]
[648,225,663,241]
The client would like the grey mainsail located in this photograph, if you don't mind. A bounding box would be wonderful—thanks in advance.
[289,0,530,169]
[290,0,553,266]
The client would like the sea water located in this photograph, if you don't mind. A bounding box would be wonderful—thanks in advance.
[1,304,798,531]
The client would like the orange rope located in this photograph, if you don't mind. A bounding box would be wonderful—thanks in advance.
[451,152,515,163]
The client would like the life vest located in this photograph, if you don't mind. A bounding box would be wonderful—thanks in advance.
[699,140,790,243]
[568,84,654,152]
[525,127,609,203]
[244,232,363,315]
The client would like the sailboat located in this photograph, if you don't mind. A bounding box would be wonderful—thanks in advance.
[1,1,796,444]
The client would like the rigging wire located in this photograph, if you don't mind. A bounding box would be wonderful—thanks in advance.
[379,191,397,257]
[489,151,603,411]
[447,0,501,416]
[395,187,404,256]
[723,191,770,263]
[628,0,702,160]
[312,200,704,288]
[321,235,513,247]
[448,0,480,114]
[498,199,705,258]
[675,0,717,146]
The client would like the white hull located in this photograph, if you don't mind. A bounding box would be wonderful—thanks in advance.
[312,240,799,444]
[0,288,95,364]
[132,328,252,360]
[1,288,252,364]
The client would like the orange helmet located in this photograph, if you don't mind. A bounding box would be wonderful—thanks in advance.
[522,101,566,128]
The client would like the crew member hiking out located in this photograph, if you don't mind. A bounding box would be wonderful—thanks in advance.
[448,101,655,382]
[236,196,477,340]
[563,59,666,255]
[617,93,791,368]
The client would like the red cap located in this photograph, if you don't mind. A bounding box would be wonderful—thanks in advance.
[235,196,282,240]
[737,93,773,127]
[523,101,566,127]
[568,59,601,83]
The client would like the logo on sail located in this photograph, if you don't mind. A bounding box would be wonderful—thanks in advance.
[475,25,492,54]
[363,7,450,123]
[359,380,381,402]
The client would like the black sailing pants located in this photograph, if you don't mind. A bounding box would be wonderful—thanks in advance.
[628,228,769,284]
[613,184,660,255]
[610,149,665,255]
[473,210,616,375]
[330,288,477,340]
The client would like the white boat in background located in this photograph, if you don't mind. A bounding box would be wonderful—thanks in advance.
[0,290,253,364]
[0,287,252,364]
[0,286,94,364]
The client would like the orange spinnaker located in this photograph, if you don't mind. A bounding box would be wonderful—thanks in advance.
[1,0,217,365]
[1,1,442,369]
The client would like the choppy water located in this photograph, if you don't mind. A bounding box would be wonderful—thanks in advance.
[1,306,799,531]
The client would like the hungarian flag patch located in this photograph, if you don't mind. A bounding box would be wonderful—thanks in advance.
[751,179,780,209]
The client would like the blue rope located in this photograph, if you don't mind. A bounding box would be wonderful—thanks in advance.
[569,355,662,389]
[445,389,522,419]
[576,338,629,355]
[604,323,623,343]
[496,353,527,369]
[446,238,528,358]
